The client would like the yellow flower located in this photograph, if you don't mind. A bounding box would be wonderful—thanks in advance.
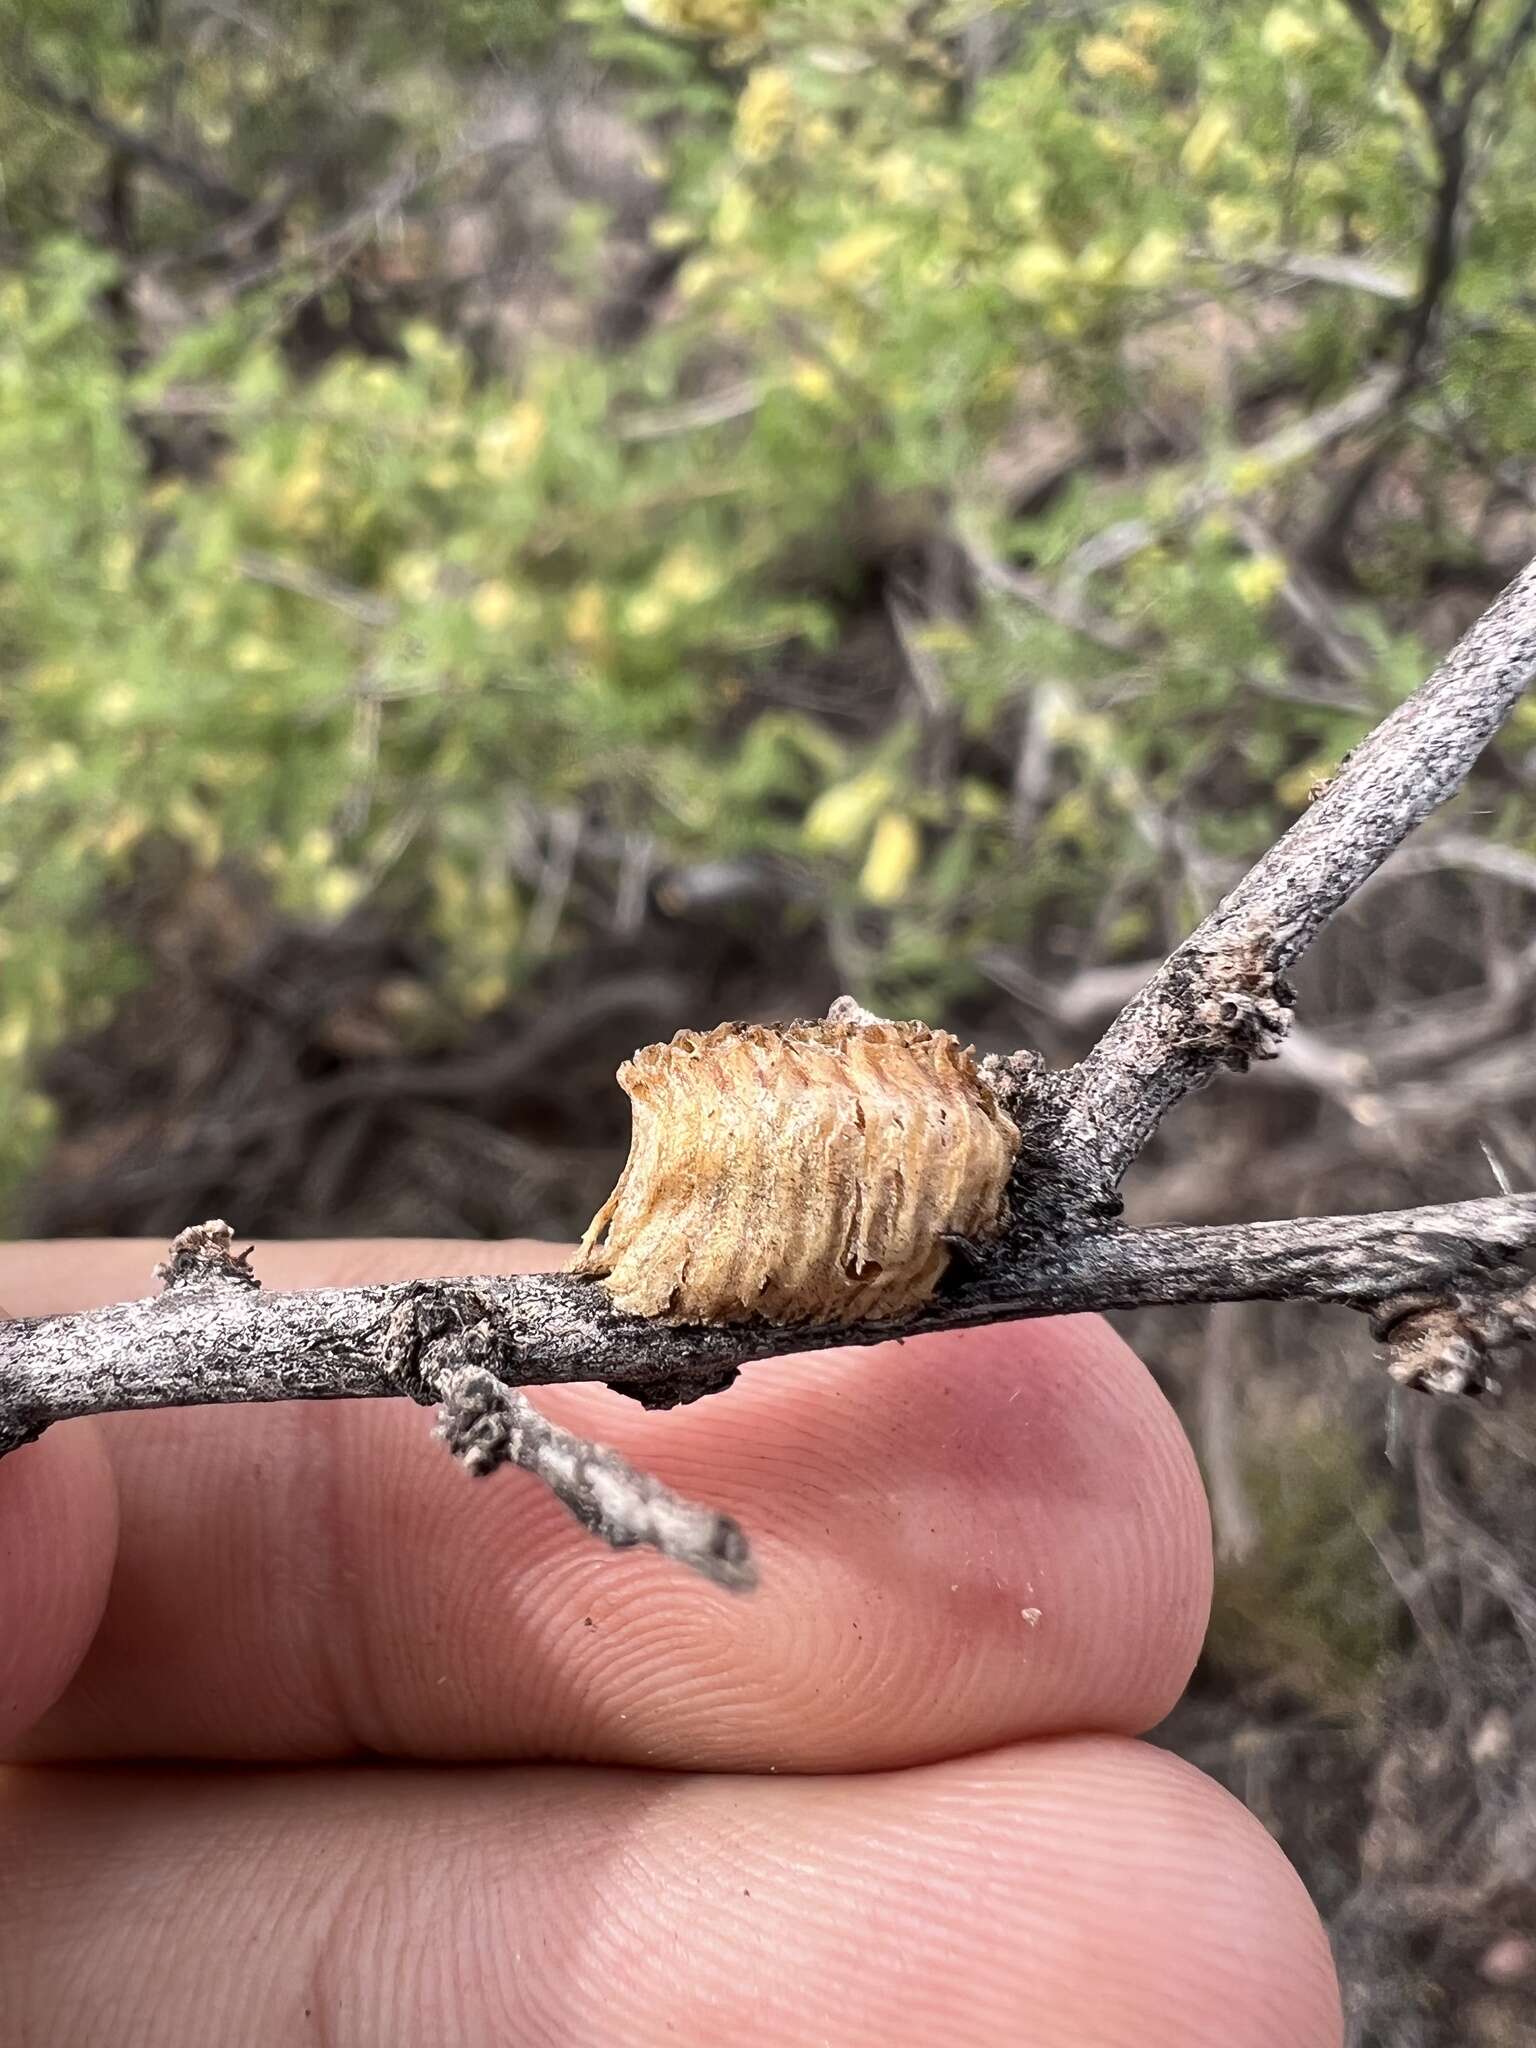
[1207,195,1274,251]
[803,769,893,853]
[713,181,755,246]
[1076,237,1123,285]
[1091,119,1134,158]
[470,580,529,632]
[1232,554,1287,607]
[1121,5,1172,45]
[1047,789,1094,845]
[391,553,440,604]
[1181,106,1234,178]
[464,966,513,1015]
[1226,451,1277,494]
[1078,35,1157,83]
[166,793,222,867]
[99,810,148,860]
[652,545,722,606]
[1398,0,1442,58]
[1305,159,1349,201]
[678,256,721,302]
[1260,7,1320,58]
[102,534,136,593]
[625,591,675,637]
[28,661,77,696]
[272,462,324,530]
[817,225,898,289]
[874,152,923,205]
[735,66,794,162]
[565,585,608,649]
[312,867,366,919]
[229,634,290,672]
[1005,241,1074,300]
[1005,181,1044,227]
[790,358,834,402]
[94,683,139,725]
[475,401,546,479]
[401,320,453,362]
[1122,228,1181,288]
[859,811,921,905]
[825,320,864,368]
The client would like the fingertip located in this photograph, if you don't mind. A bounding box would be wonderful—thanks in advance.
[958,1312,1213,1730]
[0,1420,118,1747]
[505,1311,1212,1766]
[701,1311,1214,1747]
[1079,1738,1345,2047]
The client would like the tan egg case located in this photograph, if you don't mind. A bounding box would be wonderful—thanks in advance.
[572,1016,1019,1325]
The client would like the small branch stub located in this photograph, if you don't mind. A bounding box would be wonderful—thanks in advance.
[153,1219,259,1292]
[1186,934,1295,1071]
[570,1012,1020,1324]
[434,1367,755,1591]
[1372,1271,1536,1398]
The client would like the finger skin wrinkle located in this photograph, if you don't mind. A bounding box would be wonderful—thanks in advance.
[314,1402,389,1762]
[1,1742,1341,2048]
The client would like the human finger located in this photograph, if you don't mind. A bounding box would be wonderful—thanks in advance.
[0,1736,1340,2047]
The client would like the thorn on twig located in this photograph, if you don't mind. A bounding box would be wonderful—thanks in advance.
[434,1366,756,1591]
[153,1220,260,1293]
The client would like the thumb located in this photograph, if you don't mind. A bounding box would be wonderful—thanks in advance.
[0,1338,118,1748]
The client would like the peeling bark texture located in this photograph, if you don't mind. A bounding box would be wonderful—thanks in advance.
[571,1013,1018,1324]
[4,553,1536,1584]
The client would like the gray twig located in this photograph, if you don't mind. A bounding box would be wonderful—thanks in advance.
[434,1367,753,1590]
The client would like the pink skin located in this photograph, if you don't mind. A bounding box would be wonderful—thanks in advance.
[0,1240,1343,2047]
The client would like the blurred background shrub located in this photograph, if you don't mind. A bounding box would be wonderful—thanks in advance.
[4,3,1536,2040]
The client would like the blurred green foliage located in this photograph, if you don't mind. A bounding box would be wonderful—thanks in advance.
[3,0,1536,1201]
[1206,1418,1398,1716]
